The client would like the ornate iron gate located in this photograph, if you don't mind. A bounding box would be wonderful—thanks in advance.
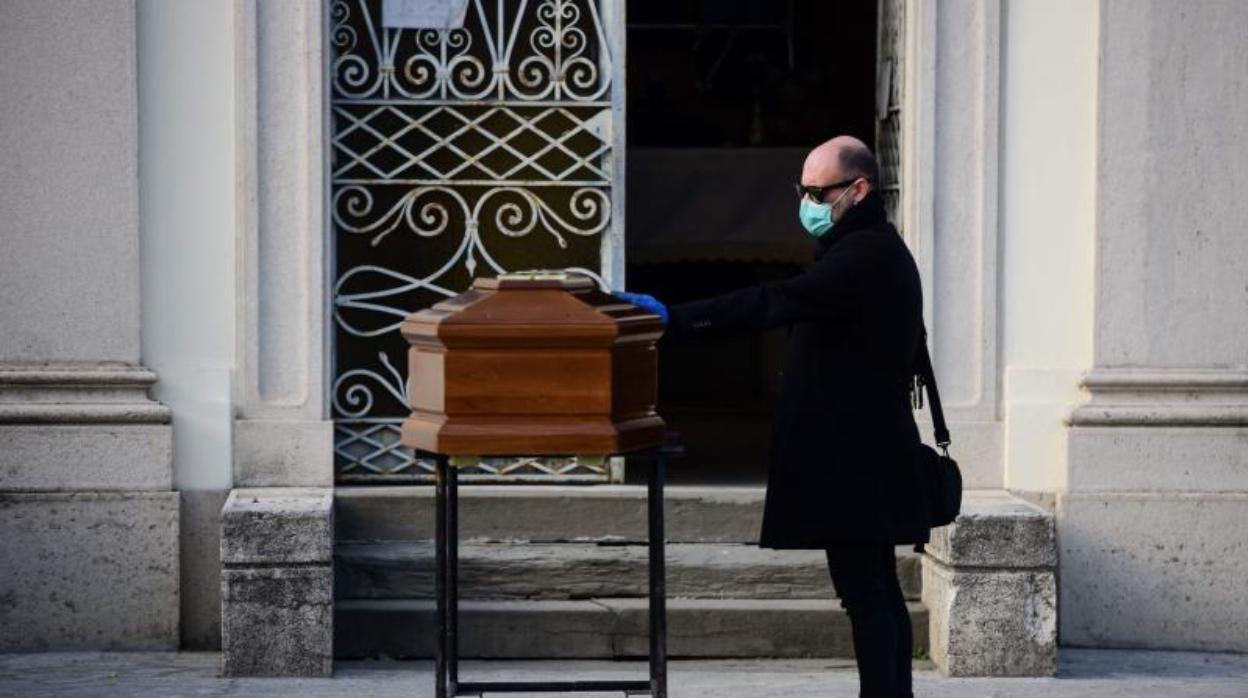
[329,0,623,482]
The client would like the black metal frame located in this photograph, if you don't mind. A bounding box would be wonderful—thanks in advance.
[422,444,675,697]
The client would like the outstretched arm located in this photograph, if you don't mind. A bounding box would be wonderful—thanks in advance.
[667,245,872,337]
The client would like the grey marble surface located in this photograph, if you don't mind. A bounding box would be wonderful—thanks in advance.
[0,649,1246,697]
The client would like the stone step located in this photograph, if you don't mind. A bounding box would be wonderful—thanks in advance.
[335,541,922,601]
[335,485,766,543]
[334,598,928,659]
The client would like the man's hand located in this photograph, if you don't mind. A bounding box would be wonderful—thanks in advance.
[613,291,669,324]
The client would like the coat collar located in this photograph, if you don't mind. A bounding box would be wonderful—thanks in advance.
[814,190,888,260]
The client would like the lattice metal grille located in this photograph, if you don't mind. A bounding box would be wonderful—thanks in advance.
[330,0,618,483]
[333,105,612,183]
[876,0,904,227]
[334,420,611,482]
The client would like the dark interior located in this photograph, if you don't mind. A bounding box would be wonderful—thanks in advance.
[623,0,879,484]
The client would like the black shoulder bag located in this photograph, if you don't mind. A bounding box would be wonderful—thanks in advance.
[913,329,962,528]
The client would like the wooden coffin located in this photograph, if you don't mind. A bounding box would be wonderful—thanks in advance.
[399,274,665,456]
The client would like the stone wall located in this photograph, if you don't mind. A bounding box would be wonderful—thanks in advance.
[1059,0,1248,652]
[0,0,178,650]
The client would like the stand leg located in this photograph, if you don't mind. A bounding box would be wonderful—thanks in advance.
[447,463,460,693]
[435,454,448,698]
[648,451,668,698]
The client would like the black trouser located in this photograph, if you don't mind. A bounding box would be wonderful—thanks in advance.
[826,543,913,698]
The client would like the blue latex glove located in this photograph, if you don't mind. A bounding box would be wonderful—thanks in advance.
[614,291,668,324]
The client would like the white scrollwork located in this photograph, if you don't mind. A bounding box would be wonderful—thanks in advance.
[477,186,609,246]
[333,185,608,338]
[332,351,409,418]
[330,0,359,52]
[388,28,479,99]
[331,0,385,98]
[334,184,464,245]
[330,0,611,103]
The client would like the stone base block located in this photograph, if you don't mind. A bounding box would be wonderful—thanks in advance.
[922,490,1057,676]
[0,492,179,651]
[221,488,333,565]
[925,490,1057,569]
[221,566,333,676]
[923,560,1056,676]
[1058,492,1248,652]
[220,487,333,677]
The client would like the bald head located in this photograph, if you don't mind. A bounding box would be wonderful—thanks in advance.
[802,136,879,188]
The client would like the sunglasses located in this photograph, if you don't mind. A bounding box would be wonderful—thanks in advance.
[794,177,861,202]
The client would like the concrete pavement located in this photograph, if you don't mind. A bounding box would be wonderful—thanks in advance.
[0,649,1246,697]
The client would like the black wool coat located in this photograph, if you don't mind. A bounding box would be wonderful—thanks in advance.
[668,192,931,549]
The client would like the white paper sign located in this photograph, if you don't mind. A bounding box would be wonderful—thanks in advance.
[382,0,470,29]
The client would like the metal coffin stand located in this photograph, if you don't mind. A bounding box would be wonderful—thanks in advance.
[425,443,678,698]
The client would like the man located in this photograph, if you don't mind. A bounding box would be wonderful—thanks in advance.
[618,136,929,698]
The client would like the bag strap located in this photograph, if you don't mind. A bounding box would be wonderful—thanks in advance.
[915,326,951,453]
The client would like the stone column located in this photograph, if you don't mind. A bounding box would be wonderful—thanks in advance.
[904,0,1005,490]
[0,0,178,649]
[232,0,333,488]
[1060,0,1248,652]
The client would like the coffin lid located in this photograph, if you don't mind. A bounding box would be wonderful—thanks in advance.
[400,272,663,347]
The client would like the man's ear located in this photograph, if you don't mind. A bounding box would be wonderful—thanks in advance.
[852,178,869,204]
[853,178,873,203]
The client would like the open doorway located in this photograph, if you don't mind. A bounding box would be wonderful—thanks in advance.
[623,0,880,484]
